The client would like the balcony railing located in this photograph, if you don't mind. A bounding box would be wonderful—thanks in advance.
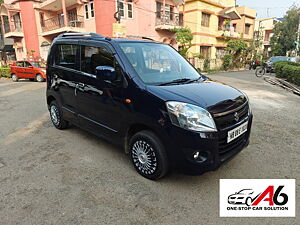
[41,15,84,33]
[155,11,183,27]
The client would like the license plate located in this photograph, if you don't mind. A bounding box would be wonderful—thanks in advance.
[227,121,248,143]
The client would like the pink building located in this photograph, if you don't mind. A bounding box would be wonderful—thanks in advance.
[0,0,183,61]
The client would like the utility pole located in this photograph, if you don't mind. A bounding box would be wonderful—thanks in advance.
[296,15,300,57]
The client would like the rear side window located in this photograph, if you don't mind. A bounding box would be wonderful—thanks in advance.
[16,62,24,67]
[54,44,78,69]
[80,45,114,75]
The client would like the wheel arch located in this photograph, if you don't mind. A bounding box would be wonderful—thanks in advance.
[124,123,159,154]
[47,95,56,107]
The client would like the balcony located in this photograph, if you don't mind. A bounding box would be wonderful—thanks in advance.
[216,28,241,40]
[155,11,183,30]
[3,21,23,38]
[41,14,85,36]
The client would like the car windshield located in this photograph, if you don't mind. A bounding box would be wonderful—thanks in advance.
[269,57,288,63]
[31,61,46,68]
[119,42,201,85]
[237,189,253,194]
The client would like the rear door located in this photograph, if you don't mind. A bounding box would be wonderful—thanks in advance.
[48,41,80,124]
[15,61,24,77]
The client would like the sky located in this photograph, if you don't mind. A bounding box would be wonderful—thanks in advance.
[236,0,299,19]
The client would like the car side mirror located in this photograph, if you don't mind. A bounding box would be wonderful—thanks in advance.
[95,66,117,82]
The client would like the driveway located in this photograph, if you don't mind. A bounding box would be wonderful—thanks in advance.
[0,71,299,225]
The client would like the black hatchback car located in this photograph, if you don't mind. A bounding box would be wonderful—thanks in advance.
[46,33,253,180]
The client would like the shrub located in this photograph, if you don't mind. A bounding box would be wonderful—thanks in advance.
[223,54,232,71]
[204,59,210,71]
[274,61,300,86]
[0,67,11,78]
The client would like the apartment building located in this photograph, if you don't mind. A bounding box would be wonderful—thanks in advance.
[254,17,281,58]
[0,0,183,61]
[181,0,256,61]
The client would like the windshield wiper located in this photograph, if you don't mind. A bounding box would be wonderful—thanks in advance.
[159,78,192,86]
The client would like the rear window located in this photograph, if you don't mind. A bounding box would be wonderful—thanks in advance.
[54,44,78,69]
[16,62,24,67]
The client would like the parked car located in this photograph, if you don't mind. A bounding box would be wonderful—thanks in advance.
[265,56,289,73]
[46,33,253,180]
[228,189,260,206]
[10,60,46,82]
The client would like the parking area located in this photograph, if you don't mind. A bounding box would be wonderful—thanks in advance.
[0,71,299,225]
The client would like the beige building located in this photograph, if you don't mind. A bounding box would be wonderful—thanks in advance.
[255,18,281,57]
[181,0,256,66]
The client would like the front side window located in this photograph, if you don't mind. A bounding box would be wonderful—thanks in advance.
[201,13,210,27]
[120,42,201,85]
[31,61,46,68]
[23,61,32,67]
[54,44,78,69]
[80,45,114,75]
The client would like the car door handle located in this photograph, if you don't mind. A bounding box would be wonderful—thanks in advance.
[74,83,85,96]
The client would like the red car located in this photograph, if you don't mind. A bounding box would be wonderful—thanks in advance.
[10,61,46,82]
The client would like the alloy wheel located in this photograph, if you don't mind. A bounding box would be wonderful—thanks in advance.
[131,140,157,175]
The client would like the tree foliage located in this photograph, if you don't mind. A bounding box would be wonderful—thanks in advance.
[172,27,193,57]
[225,39,248,68]
[271,6,300,56]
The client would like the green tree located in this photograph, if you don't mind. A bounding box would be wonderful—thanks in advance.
[271,6,300,56]
[225,39,248,68]
[172,27,193,57]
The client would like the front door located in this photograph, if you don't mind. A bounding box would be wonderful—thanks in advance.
[76,41,125,139]
[23,61,35,79]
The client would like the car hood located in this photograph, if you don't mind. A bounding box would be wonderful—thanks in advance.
[147,80,247,114]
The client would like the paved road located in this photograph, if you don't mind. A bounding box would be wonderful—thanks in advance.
[0,72,299,225]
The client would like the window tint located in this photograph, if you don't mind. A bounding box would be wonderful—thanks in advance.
[16,61,24,67]
[80,45,114,75]
[55,44,78,69]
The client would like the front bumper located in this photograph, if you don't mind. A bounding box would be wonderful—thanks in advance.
[164,114,253,175]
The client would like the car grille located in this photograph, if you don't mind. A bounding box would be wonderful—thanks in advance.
[213,102,250,160]
[213,102,249,130]
[218,132,247,156]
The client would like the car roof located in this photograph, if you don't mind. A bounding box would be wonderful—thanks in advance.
[53,33,160,44]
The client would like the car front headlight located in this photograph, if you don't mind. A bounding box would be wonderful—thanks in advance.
[166,101,217,132]
[41,69,46,73]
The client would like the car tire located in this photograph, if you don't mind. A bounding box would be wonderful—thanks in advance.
[245,197,252,206]
[35,74,44,82]
[49,101,69,130]
[11,74,18,82]
[129,130,169,180]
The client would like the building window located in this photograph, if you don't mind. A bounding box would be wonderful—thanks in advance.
[216,47,226,59]
[40,12,45,27]
[156,1,162,19]
[117,0,125,18]
[90,0,94,18]
[201,13,210,27]
[84,4,89,19]
[245,24,251,35]
[232,23,237,31]
[200,46,211,59]
[127,0,133,19]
